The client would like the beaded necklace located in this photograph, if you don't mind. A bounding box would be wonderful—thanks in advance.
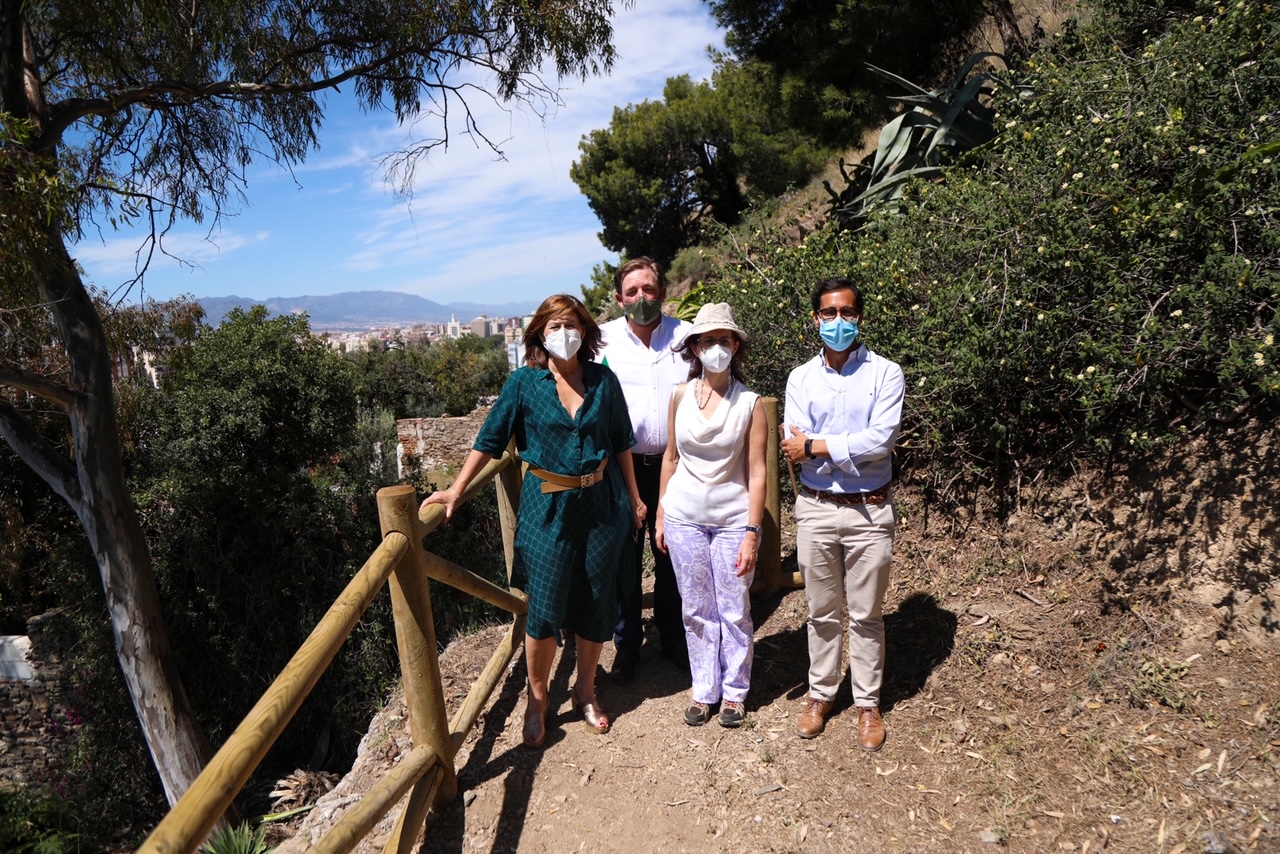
[695,375,734,410]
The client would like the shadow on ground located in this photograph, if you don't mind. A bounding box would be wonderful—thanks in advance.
[424,620,689,852]
[882,592,957,709]
[422,587,954,851]
[424,649,565,853]
[750,589,956,718]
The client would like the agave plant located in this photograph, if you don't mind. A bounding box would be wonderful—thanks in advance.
[198,823,270,854]
[827,53,1028,226]
[673,282,708,322]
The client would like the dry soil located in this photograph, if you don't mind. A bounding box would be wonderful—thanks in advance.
[275,422,1279,853]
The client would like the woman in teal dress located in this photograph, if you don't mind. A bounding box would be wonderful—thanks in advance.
[422,294,645,747]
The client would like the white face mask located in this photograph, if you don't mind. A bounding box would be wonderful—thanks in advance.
[697,343,733,374]
[544,326,582,361]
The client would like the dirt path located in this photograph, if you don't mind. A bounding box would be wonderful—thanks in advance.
[279,428,1280,853]
[282,564,1278,852]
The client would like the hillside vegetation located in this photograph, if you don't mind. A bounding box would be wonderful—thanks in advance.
[699,0,1277,508]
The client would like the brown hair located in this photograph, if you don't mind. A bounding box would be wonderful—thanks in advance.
[613,256,667,294]
[522,294,603,368]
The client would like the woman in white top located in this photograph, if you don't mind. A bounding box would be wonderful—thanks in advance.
[656,303,767,728]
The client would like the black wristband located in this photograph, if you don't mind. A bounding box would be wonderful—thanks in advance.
[804,438,816,460]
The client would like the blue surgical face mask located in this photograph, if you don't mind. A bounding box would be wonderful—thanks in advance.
[818,318,859,351]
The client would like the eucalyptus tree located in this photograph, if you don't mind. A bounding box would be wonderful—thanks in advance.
[0,0,617,806]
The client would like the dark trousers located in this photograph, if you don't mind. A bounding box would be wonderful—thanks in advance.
[615,461,686,659]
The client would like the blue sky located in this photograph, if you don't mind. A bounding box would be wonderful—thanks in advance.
[72,2,725,310]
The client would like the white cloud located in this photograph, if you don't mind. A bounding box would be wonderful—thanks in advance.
[74,228,270,278]
[330,0,726,293]
[391,226,607,300]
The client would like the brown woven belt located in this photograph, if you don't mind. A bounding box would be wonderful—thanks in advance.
[529,458,609,494]
[799,483,890,506]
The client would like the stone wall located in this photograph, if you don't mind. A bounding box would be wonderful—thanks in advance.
[0,609,77,790]
[395,408,491,477]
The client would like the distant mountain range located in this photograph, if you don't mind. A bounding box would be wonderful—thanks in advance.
[197,291,540,329]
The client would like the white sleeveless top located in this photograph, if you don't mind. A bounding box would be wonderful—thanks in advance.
[660,379,759,528]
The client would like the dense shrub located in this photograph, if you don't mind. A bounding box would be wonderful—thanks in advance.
[347,335,511,419]
[131,308,406,771]
[704,0,1279,500]
[0,787,85,854]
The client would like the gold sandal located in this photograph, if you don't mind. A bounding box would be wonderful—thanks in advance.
[570,688,611,734]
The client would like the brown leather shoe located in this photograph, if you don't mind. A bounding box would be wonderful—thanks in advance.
[858,706,886,752]
[796,697,835,739]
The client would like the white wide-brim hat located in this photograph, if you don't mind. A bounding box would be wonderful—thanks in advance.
[687,302,748,341]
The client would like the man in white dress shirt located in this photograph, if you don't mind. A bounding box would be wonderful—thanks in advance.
[598,258,692,681]
[781,276,905,750]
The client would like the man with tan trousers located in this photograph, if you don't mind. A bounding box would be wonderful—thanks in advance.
[781,276,904,751]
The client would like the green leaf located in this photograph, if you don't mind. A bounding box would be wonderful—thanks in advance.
[854,166,946,206]
[949,52,1006,87]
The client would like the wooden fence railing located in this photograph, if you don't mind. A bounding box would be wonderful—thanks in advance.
[139,398,790,854]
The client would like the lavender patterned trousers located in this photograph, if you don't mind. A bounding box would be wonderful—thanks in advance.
[665,519,754,704]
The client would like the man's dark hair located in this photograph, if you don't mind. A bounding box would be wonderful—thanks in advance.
[810,276,864,314]
[614,256,667,294]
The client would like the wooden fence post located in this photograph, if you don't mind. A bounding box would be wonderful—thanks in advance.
[376,486,455,853]
[752,397,783,593]
[144,469,530,854]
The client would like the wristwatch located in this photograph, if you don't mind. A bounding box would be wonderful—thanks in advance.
[804,438,816,460]
[745,524,761,535]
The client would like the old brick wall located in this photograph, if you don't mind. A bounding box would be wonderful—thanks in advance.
[395,408,491,476]
[0,609,76,790]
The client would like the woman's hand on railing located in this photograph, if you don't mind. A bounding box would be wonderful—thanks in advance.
[421,487,461,521]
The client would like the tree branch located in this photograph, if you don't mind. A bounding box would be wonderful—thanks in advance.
[39,48,422,151]
[0,366,78,409]
[0,397,80,506]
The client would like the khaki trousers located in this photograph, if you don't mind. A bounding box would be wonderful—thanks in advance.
[796,493,896,707]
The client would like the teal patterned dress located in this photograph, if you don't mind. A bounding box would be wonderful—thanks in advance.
[473,361,637,642]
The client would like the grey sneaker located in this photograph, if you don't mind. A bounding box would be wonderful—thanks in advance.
[684,701,711,726]
[719,701,745,728]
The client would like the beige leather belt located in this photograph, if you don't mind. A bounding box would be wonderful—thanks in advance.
[529,458,609,494]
